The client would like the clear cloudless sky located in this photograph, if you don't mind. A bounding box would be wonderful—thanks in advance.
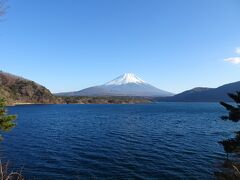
[0,0,240,93]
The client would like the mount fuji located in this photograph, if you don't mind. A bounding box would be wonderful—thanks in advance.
[57,73,174,97]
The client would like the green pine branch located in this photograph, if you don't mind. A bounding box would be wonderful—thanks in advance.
[219,92,240,155]
[0,97,16,140]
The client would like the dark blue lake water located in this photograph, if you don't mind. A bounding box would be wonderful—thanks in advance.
[1,103,239,179]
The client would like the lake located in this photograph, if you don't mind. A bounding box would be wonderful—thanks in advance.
[1,103,239,179]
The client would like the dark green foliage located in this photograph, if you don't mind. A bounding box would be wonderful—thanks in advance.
[0,98,16,140]
[220,92,240,122]
[215,92,240,179]
[219,92,240,154]
[219,131,240,154]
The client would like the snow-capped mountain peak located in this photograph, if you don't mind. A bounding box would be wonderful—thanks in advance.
[57,73,174,97]
[105,73,146,86]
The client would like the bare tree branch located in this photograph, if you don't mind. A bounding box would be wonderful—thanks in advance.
[0,0,7,17]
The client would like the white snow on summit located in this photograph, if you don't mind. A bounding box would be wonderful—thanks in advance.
[105,73,145,86]
[57,72,174,97]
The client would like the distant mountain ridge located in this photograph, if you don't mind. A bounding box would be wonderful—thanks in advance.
[1,71,239,103]
[56,73,174,97]
[156,81,240,102]
[0,71,61,105]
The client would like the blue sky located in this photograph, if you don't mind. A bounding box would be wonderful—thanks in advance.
[0,0,240,93]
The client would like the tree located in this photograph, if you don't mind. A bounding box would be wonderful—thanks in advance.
[0,0,6,17]
[219,92,240,155]
[215,92,240,180]
[0,98,16,140]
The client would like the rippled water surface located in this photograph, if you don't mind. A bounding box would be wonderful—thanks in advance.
[1,103,240,179]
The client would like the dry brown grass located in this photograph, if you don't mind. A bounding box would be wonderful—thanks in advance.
[0,161,24,180]
[215,160,240,180]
